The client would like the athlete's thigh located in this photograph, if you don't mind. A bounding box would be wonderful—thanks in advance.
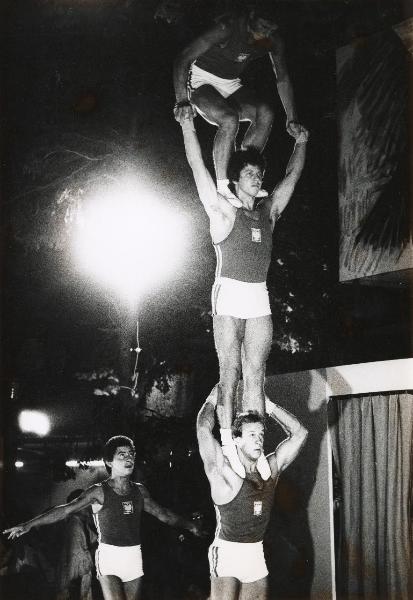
[227,86,260,121]
[239,576,268,600]
[99,575,126,600]
[210,576,240,600]
[124,576,143,600]
[191,85,238,126]
[213,315,245,362]
[243,315,273,367]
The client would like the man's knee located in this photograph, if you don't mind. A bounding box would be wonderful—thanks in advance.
[242,357,266,380]
[215,109,239,132]
[219,361,241,382]
[256,102,274,126]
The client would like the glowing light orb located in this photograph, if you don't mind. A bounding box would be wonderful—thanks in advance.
[72,178,187,306]
[18,410,51,436]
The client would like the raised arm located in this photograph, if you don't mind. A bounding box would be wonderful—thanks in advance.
[173,22,230,123]
[268,124,308,229]
[265,398,308,476]
[3,485,103,540]
[269,32,298,136]
[139,484,203,537]
[179,119,230,223]
[196,385,225,478]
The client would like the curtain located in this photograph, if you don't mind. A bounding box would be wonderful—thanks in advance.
[329,392,413,600]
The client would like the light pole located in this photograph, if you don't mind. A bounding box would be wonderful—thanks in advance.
[72,176,187,410]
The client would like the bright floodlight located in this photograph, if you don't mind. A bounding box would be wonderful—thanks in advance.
[72,178,187,305]
[15,461,24,468]
[18,410,51,436]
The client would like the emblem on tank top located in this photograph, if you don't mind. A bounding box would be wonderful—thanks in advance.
[236,52,249,62]
[251,227,262,242]
[122,501,134,514]
[253,500,263,516]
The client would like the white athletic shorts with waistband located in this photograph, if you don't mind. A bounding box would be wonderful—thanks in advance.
[212,277,271,319]
[189,64,243,99]
[208,538,268,583]
[95,543,143,582]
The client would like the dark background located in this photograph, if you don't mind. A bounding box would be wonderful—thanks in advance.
[1,1,412,599]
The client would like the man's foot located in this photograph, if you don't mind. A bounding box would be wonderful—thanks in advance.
[256,453,271,480]
[222,443,246,478]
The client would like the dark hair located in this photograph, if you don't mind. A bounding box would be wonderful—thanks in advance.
[103,435,135,473]
[227,147,266,183]
[232,410,265,438]
[248,2,278,24]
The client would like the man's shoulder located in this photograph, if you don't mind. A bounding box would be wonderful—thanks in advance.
[88,481,104,492]
[211,469,244,505]
[132,482,149,497]
[85,482,105,504]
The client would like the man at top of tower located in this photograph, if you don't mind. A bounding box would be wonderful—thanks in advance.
[174,3,300,200]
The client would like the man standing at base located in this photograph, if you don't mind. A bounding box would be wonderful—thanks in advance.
[196,386,308,600]
[3,435,203,600]
[174,3,300,200]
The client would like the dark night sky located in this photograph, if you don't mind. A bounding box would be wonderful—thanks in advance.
[1,0,411,419]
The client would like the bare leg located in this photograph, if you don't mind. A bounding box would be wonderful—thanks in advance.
[191,85,239,181]
[99,575,143,600]
[242,316,273,415]
[124,577,143,600]
[80,572,93,600]
[213,315,245,428]
[239,576,268,600]
[228,87,274,152]
[99,575,126,600]
[210,576,240,600]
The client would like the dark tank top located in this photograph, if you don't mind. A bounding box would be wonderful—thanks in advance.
[215,476,276,543]
[94,480,144,546]
[214,206,272,283]
[195,14,274,79]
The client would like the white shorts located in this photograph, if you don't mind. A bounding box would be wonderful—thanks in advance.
[95,543,143,582]
[212,277,271,319]
[189,64,243,99]
[208,538,268,583]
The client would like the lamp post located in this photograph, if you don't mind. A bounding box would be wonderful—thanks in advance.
[72,177,187,422]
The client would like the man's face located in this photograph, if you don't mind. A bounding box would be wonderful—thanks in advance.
[235,422,265,461]
[107,445,136,475]
[236,164,264,198]
[249,16,278,40]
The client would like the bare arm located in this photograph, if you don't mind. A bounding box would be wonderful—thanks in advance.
[180,119,233,237]
[197,386,242,504]
[3,485,103,540]
[265,398,308,475]
[269,32,298,134]
[139,484,202,537]
[173,23,230,122]
[269,125,308,229]
[196,386,226,478]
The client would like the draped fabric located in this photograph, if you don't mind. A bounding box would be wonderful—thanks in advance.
[329,392,413,600]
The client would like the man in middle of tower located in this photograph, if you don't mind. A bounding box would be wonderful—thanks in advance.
[178,115,308,477]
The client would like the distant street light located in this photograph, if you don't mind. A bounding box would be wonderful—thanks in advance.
[18,410,51,436]
[65,459,105,468]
